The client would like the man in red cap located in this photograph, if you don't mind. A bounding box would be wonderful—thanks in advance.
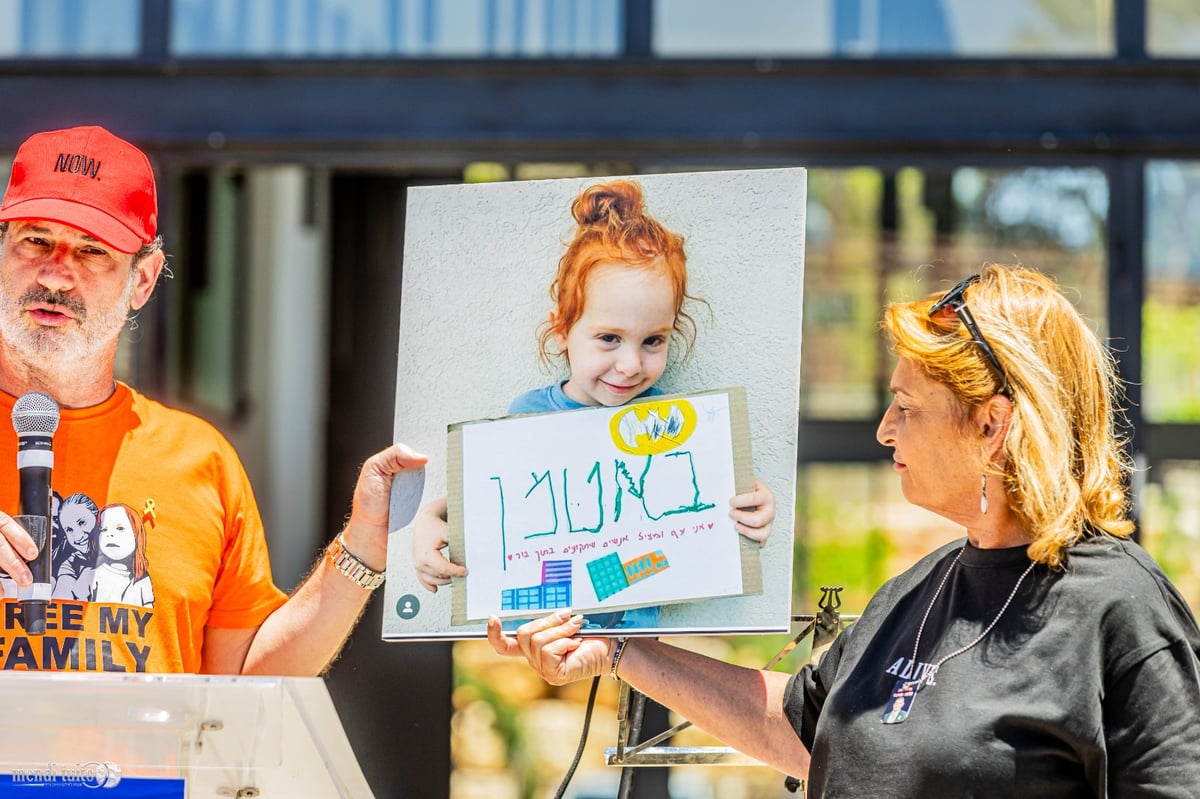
[0,125,425,674]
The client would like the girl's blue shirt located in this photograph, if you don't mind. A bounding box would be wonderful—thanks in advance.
[508,382,662,415]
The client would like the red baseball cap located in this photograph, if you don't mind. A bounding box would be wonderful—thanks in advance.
[0,125,157,253]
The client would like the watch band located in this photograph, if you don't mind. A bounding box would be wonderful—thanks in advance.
[327,533,386,591]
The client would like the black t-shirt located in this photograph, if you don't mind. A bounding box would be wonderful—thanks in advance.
[783,536,1200,798]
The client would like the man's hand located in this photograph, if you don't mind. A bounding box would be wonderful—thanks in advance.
[340,443,429,572]
[0,513,39,591]
[229,441,428,676]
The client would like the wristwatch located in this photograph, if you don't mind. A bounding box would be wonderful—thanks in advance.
[327,533,386,591]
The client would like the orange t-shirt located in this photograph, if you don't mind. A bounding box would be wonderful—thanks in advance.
[0,384,287,672]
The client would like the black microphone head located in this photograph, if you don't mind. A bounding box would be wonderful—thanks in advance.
[12,392,60,437]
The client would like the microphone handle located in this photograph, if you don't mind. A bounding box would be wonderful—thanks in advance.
[16,463,53,635]
[18,464,52,518]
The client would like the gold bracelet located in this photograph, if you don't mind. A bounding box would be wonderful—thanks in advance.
[610,637,629,680]
[326,532,386,591]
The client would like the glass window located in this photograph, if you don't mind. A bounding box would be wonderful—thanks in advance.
[1140,461,1200,612]
[1147,0,1200,57]
[0,0,139,57]
[170,0,619,57]
[798,463,961,610]
[653,0,829,57]
[1144,161,1200,422]
[801,165,1109,419]
[654,0,1113,57]
[163,171,247,417]
[800,168,889,418]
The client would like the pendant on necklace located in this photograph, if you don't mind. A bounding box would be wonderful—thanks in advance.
[882,678,920,724]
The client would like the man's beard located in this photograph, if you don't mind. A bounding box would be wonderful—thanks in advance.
[0,275,137,368]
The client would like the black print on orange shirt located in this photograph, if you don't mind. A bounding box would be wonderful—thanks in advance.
[40,494,155,608]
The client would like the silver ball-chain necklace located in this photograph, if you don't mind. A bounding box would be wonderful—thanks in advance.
[882,548,1036,724]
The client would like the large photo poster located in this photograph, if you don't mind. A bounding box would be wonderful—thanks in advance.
[383,168,806,640]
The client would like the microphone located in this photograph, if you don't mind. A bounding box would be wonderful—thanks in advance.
[11,391,59,635]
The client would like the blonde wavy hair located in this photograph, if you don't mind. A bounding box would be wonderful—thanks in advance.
[881,263,1134,569]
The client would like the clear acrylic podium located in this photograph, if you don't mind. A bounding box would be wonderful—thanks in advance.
[0,672,373,797]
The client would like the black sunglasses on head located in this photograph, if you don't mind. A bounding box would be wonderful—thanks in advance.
[929,274,1011,397]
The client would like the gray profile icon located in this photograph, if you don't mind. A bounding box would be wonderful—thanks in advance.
[396,594,420,620]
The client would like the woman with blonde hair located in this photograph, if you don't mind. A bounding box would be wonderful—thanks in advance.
[487,263,1200,796]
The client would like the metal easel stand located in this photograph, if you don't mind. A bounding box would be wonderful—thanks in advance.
[604,587,858,799]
